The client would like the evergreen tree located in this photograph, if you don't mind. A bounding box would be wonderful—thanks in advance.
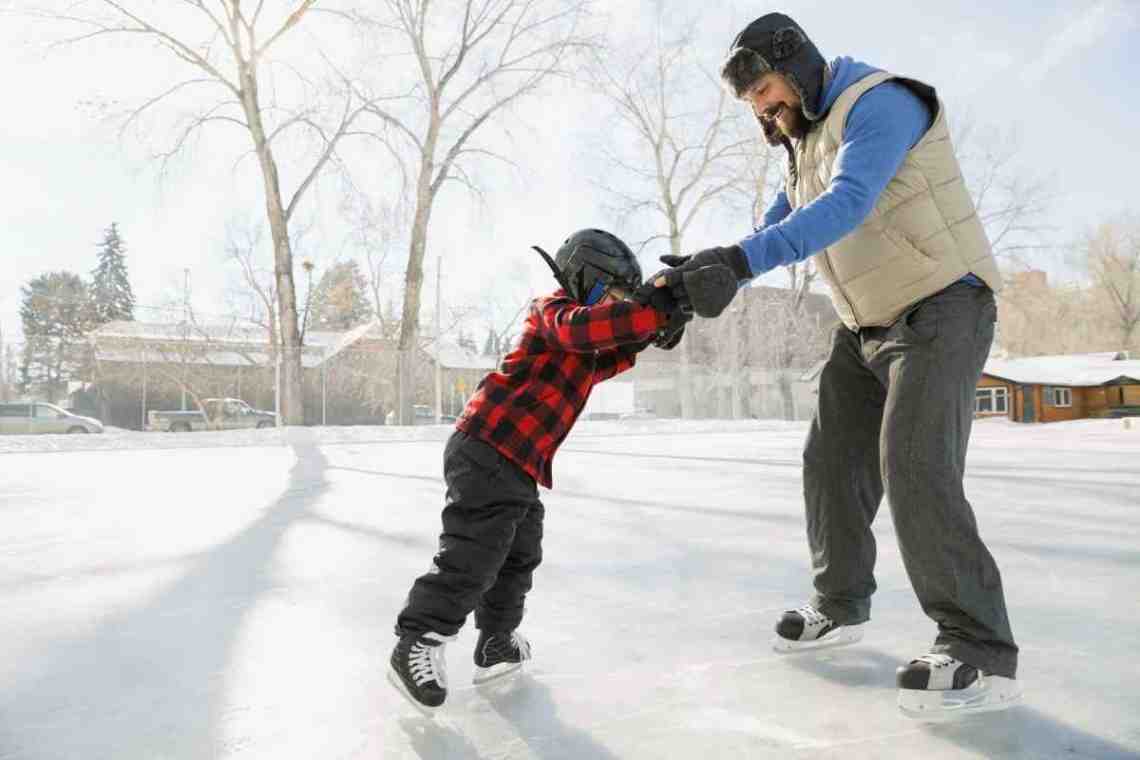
[91,222,136,324]
[482,328,496,356]
[19,271,96,401]
[309,260,374,331]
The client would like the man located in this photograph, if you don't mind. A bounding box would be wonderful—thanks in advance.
[657,12,1020,719]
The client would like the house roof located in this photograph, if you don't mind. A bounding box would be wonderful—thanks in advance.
[420,342,499,371]
[983,352,1140,387]
[91,319,494,370]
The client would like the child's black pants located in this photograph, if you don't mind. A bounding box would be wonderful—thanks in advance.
[396,431,544,637]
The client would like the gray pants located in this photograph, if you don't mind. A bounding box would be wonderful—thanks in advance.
[804,282,1018,678]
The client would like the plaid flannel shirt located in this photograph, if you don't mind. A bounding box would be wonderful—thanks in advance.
[456,290,666,488]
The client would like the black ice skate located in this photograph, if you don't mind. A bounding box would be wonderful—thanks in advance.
[387,631,454,716]
[896,653,1022,721]
[773,604,864,653]
[472,630,532,685]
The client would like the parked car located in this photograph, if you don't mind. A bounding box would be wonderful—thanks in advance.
[147,398,276,432]
[0,401,104,434]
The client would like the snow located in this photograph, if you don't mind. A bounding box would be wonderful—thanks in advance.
[984,352,1140,386]
[0,418,1138,759]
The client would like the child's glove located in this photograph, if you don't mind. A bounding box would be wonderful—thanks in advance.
[653,323,686,350]
[633,278,692,350]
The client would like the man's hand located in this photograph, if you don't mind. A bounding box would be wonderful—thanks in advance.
[659,244,752,281]
[648,265,739,319]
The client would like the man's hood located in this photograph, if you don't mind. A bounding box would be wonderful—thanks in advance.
[817,57,881,118]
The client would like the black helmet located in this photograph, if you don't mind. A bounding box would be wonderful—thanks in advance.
[532,228,642,305]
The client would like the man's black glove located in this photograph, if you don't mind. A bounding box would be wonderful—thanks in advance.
[648,264,739,319]
[660,244,752,281]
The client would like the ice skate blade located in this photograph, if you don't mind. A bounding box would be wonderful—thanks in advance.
[472,661,524,686]
[387,666,442,718]
[772,624,864,654]
[898,675,1022,722]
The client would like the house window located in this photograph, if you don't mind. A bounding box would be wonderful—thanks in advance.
[1045,386,1072,407]
[975,387,1009,414]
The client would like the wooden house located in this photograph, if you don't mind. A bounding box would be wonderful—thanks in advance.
[977,352,1140,423]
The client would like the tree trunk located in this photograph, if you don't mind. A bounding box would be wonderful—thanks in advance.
[669,231,695,419]
[239,67,305,425]
[396,151,437,424]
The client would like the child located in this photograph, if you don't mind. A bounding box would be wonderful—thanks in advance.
[388,228,688,714]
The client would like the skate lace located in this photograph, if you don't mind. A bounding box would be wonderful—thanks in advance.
[914,653,960,670]
[511,631,532,660]
[795,605,830,626]
[409,639,449,687]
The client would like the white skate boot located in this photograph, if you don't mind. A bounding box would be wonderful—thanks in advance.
[772,604,864,653]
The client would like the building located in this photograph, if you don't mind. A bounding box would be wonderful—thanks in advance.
[628,284,839,420]
[977,352,1140,423]
[84,319,497,429]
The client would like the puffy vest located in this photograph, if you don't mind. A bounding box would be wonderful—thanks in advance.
[787,71,1001,329]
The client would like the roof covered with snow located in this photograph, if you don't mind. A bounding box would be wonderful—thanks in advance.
[419,342,499,371]
[91,320,494,370]
[983,352,1140,387]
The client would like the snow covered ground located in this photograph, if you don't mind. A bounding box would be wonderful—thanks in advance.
[0,418,1137,759]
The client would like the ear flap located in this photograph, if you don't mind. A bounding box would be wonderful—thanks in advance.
[531,245,574,296]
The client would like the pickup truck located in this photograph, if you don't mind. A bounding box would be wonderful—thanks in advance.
[147,398,277,432]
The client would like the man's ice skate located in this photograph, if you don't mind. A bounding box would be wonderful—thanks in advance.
[896,653,1022,721]
[473,630,532,685]
[387,631,454,716]
[772,604,864,653]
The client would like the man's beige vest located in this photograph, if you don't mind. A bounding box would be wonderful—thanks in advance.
[787,71,1001,329]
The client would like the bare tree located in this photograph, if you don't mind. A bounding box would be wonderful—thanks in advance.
[953,118,1055,269]
[344,0,594,423]
[1083,215,1140,352]
[339,183,405,339]
[31,1,380,423]
[594,21,756,417]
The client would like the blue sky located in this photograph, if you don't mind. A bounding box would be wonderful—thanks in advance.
[1,0,1138,345]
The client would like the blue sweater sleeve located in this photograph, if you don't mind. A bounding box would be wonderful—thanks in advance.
[756,190,792,232]
[738,81,932,274]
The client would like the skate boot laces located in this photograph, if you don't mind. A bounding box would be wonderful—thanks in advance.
[409,634,453,688]
[914,653,960,670]
[795,605,831,626]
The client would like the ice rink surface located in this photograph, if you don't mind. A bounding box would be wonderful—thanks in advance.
[1,418,1137,759]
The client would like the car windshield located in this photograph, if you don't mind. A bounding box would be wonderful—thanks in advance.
[36,403,66,417]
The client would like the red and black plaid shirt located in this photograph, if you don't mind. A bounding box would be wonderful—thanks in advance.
[456,290,666,488]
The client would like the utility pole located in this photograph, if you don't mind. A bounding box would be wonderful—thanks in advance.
[181,268,190,410]
[0,323,6,401]
[434,255,443,424]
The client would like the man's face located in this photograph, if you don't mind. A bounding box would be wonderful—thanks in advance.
[742,72,808,144]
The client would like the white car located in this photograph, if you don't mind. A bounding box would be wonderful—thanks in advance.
[0,402,105,434]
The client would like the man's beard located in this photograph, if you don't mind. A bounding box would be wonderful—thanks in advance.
[757,103,809,145]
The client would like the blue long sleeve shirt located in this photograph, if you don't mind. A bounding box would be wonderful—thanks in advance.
[740,57,981,287]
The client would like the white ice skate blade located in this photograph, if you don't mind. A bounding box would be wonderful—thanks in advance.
[772,624,864,654]
[898,674,1022,722]
[472,661,525,686]
[387,666,441,718]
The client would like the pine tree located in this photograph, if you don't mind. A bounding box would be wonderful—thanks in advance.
[483,328,496,356]
[309,260,374,331]
[19,271,96,401]
[91,222,136,324]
